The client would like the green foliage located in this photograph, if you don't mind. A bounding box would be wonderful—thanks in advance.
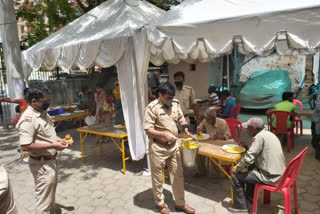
[16,0,182,48]
[146,0,181,11]
[16,0,83,47]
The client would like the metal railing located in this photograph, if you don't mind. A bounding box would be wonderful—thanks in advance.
[0,66,13,127]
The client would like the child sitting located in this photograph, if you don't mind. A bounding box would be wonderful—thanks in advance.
[208,85,220,106]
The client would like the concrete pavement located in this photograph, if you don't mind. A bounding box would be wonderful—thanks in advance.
[1,126,319,214]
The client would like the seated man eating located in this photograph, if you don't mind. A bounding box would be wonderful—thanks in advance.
[197,109,231,140]
[228,117,286,213]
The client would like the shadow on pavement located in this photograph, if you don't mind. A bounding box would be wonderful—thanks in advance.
[133,188,174,212]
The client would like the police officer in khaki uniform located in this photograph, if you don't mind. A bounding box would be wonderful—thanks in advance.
[144,82,195,214]
[16,85,68,214]
[0,163,18,214]
[173,72,199,124]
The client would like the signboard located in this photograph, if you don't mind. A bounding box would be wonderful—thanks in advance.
[0,43,3,56]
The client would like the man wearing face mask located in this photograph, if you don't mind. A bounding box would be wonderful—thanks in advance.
[173,71,199,124]
[144,82,195,214]
[16,84,68,214]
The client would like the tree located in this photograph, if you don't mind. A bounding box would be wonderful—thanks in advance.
[16,0,183,47]
[16,0,83,47]
[75,0,182,12]
[146,0,182,11]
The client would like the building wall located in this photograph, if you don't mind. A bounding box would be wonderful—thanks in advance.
[168,62,210,99]
[29,69,118,106]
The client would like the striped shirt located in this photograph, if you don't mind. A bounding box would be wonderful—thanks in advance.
[209,92,220,106]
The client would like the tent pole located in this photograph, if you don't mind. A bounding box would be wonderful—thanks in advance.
[318,53,320,85]
[234,45,239,86]
[227,55,230,90]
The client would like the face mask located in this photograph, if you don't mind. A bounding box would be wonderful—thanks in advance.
[41,101,50,111]
[164,98,173,107]
[174,81,183,87]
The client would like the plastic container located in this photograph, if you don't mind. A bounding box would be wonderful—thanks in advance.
[181,141,199,168]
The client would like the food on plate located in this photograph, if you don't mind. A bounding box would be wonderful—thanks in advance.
[182,141,199,149]
[225,146,245,153]
[65,134,73,145]
[196,132,206,140]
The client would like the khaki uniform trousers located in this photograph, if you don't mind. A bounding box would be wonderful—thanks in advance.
[0,166,18,214]
[28,158,58,214]
[149,141,185,206]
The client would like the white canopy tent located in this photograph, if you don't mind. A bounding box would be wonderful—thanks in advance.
[22,0,320,163]
[131,0,320,161]
[21,0,164,161]
[146,0,320,66]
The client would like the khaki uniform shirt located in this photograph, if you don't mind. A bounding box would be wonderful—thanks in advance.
[144,98,186,141]
[16,106,57,156]
[174,85,197,115]
[237,129,286,185]
[198,118,231,140]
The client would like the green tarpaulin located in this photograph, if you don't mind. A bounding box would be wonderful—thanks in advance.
[239,70,292,109]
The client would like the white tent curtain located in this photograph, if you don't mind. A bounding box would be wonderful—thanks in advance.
[116,30,150,161]
[117,38,142,160]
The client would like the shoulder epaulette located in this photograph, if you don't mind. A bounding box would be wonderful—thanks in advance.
[173,99,180,104]
[149,99,160,109]
[184,85,192,90]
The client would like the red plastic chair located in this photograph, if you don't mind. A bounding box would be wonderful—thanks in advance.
[292,99,303,136]
[252,147,308,214]
[268,111,295,153]
[229,104,242,119]
[224,118,243,142]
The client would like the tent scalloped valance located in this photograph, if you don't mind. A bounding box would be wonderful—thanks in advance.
[22,37,127,79]
[148,31,320,66]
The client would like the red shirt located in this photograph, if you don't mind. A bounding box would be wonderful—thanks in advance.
[18,99,28,113]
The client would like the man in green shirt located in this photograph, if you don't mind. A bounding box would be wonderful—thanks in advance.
[272,92,298,128]
[228,117,286,213]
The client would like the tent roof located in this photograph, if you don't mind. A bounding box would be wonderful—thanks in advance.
[147,0,320,65]
[28,0,163,50]
[22,0,164,73]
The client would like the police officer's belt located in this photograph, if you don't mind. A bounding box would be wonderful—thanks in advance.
[30,153,57,161]
[154,138,173,145]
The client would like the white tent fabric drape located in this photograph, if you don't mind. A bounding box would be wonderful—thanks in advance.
[21,0,164,161]
[146,0,320,66]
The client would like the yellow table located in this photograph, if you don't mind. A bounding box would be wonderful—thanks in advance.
[177,136,243,203]
[52,111,89,129]
[197,140,242,204]
[76,124,130,174]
